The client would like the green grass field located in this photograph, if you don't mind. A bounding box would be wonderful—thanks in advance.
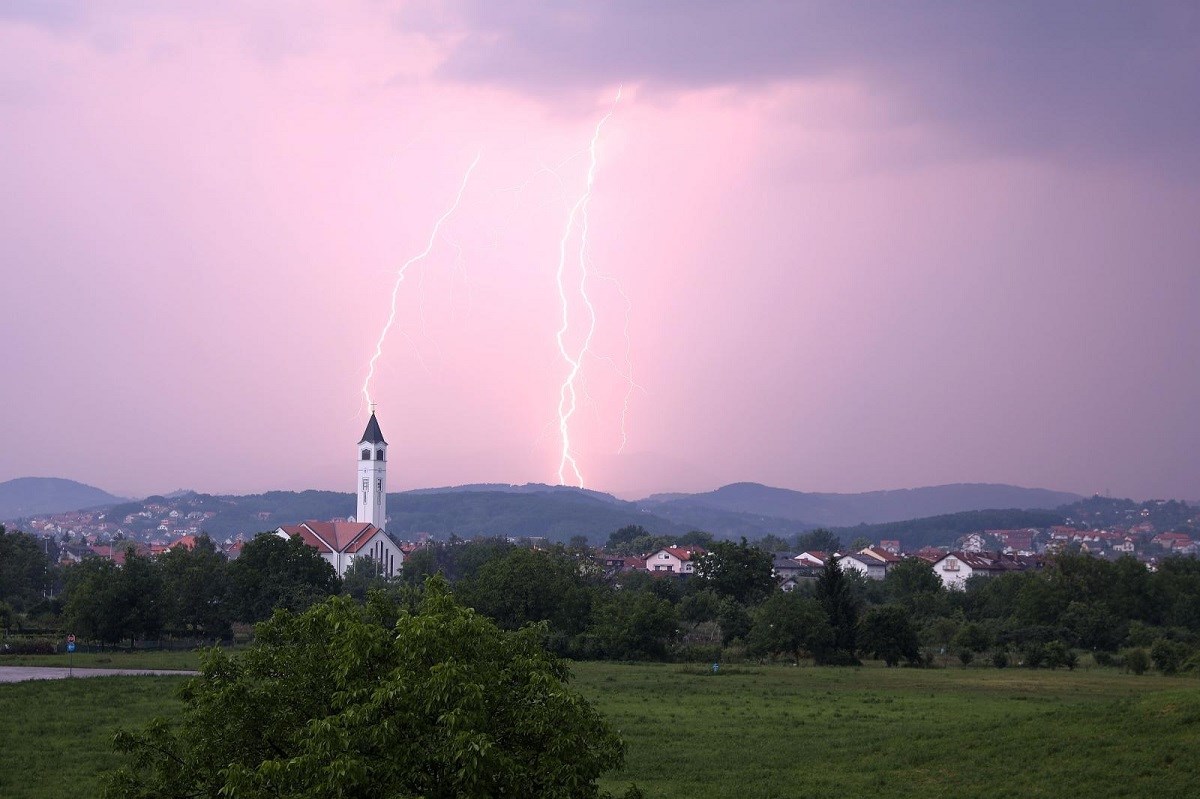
[2,663,1198,798]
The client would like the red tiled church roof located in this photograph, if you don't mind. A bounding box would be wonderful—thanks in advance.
[279,521,381,554]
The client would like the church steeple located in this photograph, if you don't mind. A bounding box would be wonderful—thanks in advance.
[359,411,387,446]
[356,411,387,530]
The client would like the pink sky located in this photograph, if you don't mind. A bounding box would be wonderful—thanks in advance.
[2,2,1198,500]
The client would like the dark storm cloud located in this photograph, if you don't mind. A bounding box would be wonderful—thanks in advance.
[411,0,1200,167]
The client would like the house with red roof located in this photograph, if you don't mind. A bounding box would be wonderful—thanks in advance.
[644,545,706,575]
[276,521,405,578]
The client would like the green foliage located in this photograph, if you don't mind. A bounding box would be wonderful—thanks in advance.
[858,605,921,667]
[587,590,679,660]
[400,538,514,584]
[716,598,752,646]
[1121,647,1150,675]
[1060,601,1124,651]
[814,557,859,664]
[991,649,1009,668]
[694,538,774,605]
[954,622,991,654]
[795,528,842,553]
[753,534,792,552]
[678,589,721,625]
[745,592,833,664]
[458,547,597,641]
[63,550,164,645]
[1150,637,1191,675]
[157,536,230,638]
[104,581,632,799]
[339,554,392,602]
[225,533,340,622]
[604,527,713,557]
[1043,641,1076,670]
[0,525,53,611]
[883,557,944,617]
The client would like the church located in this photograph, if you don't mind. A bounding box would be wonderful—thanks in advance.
[275,411,406,578]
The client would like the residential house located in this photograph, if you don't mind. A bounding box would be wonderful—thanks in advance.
[644,546,706,575]
[840,552,886,580]
[930,551,1034,589]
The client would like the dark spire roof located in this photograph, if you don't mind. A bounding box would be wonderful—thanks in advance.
[358,413,387,445]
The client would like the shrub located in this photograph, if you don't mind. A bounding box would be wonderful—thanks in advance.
[957,648,974,667]
[1093,650,1114,667]
[991,649,1009,669]
[671,643,723,664]
[1041,642,1077,670]
[1150,638,1190,675]
[0,637,56,655]
[1022,643,1046,669]
[1121,647,1150,675]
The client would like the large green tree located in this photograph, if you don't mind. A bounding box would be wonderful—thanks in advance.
[63,548,164,645]
[226,533,340,622]
[858,605,921,667]
[158,536,230,639]
[458,547,596,640]
[105,580,637,799]
[589,589,679,660]
[883,557,944,617]
[745,592,832,664]
[694,538,774,605]
[0,525,52,610]
[814,556,859,664]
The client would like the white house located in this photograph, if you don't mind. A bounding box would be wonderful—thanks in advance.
[644,546,706,575]
[794,551,829,567]
[277,521,405,578]
[930,551,1029,589]
[840,553,886,581]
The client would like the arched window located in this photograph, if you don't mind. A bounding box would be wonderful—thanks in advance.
[376,448,385,461]
[361,449,371,461]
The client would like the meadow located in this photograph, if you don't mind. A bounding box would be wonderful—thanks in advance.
[1,661,1198,798]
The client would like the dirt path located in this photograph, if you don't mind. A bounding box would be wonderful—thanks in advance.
[0,666,197,683]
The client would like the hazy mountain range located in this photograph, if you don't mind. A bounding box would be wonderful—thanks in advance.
[0,477,125,519]
[1,476,1083,544]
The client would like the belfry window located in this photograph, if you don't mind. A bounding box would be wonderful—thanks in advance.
[376,448,385,461]
[361,449,371,460]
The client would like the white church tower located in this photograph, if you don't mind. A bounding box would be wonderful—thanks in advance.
[356,410,387,529]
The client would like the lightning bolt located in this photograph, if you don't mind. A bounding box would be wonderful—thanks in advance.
[361,152,482,412]
[555,89,621,487]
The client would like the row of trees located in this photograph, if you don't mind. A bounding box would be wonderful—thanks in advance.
[6,521,1200,673]
[1,530,342,645]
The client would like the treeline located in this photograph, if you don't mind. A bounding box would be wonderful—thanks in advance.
[404,534,1200,673]
[1,525,343,646]
[5,522,1200,675]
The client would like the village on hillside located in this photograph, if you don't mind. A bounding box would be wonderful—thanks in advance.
[11,495,1198,590]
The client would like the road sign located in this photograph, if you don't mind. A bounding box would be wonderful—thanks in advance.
[67,642,76,653]
[67,634,76,644]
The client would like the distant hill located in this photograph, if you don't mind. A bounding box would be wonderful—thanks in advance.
[638,482,1081,529]
[0,477,126,520]
[98,486,691,542]
[6,476,1094,547]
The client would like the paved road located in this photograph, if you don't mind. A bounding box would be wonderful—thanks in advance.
[0,666,198,683]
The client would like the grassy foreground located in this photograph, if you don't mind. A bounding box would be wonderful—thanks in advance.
[1,663,1198,798]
